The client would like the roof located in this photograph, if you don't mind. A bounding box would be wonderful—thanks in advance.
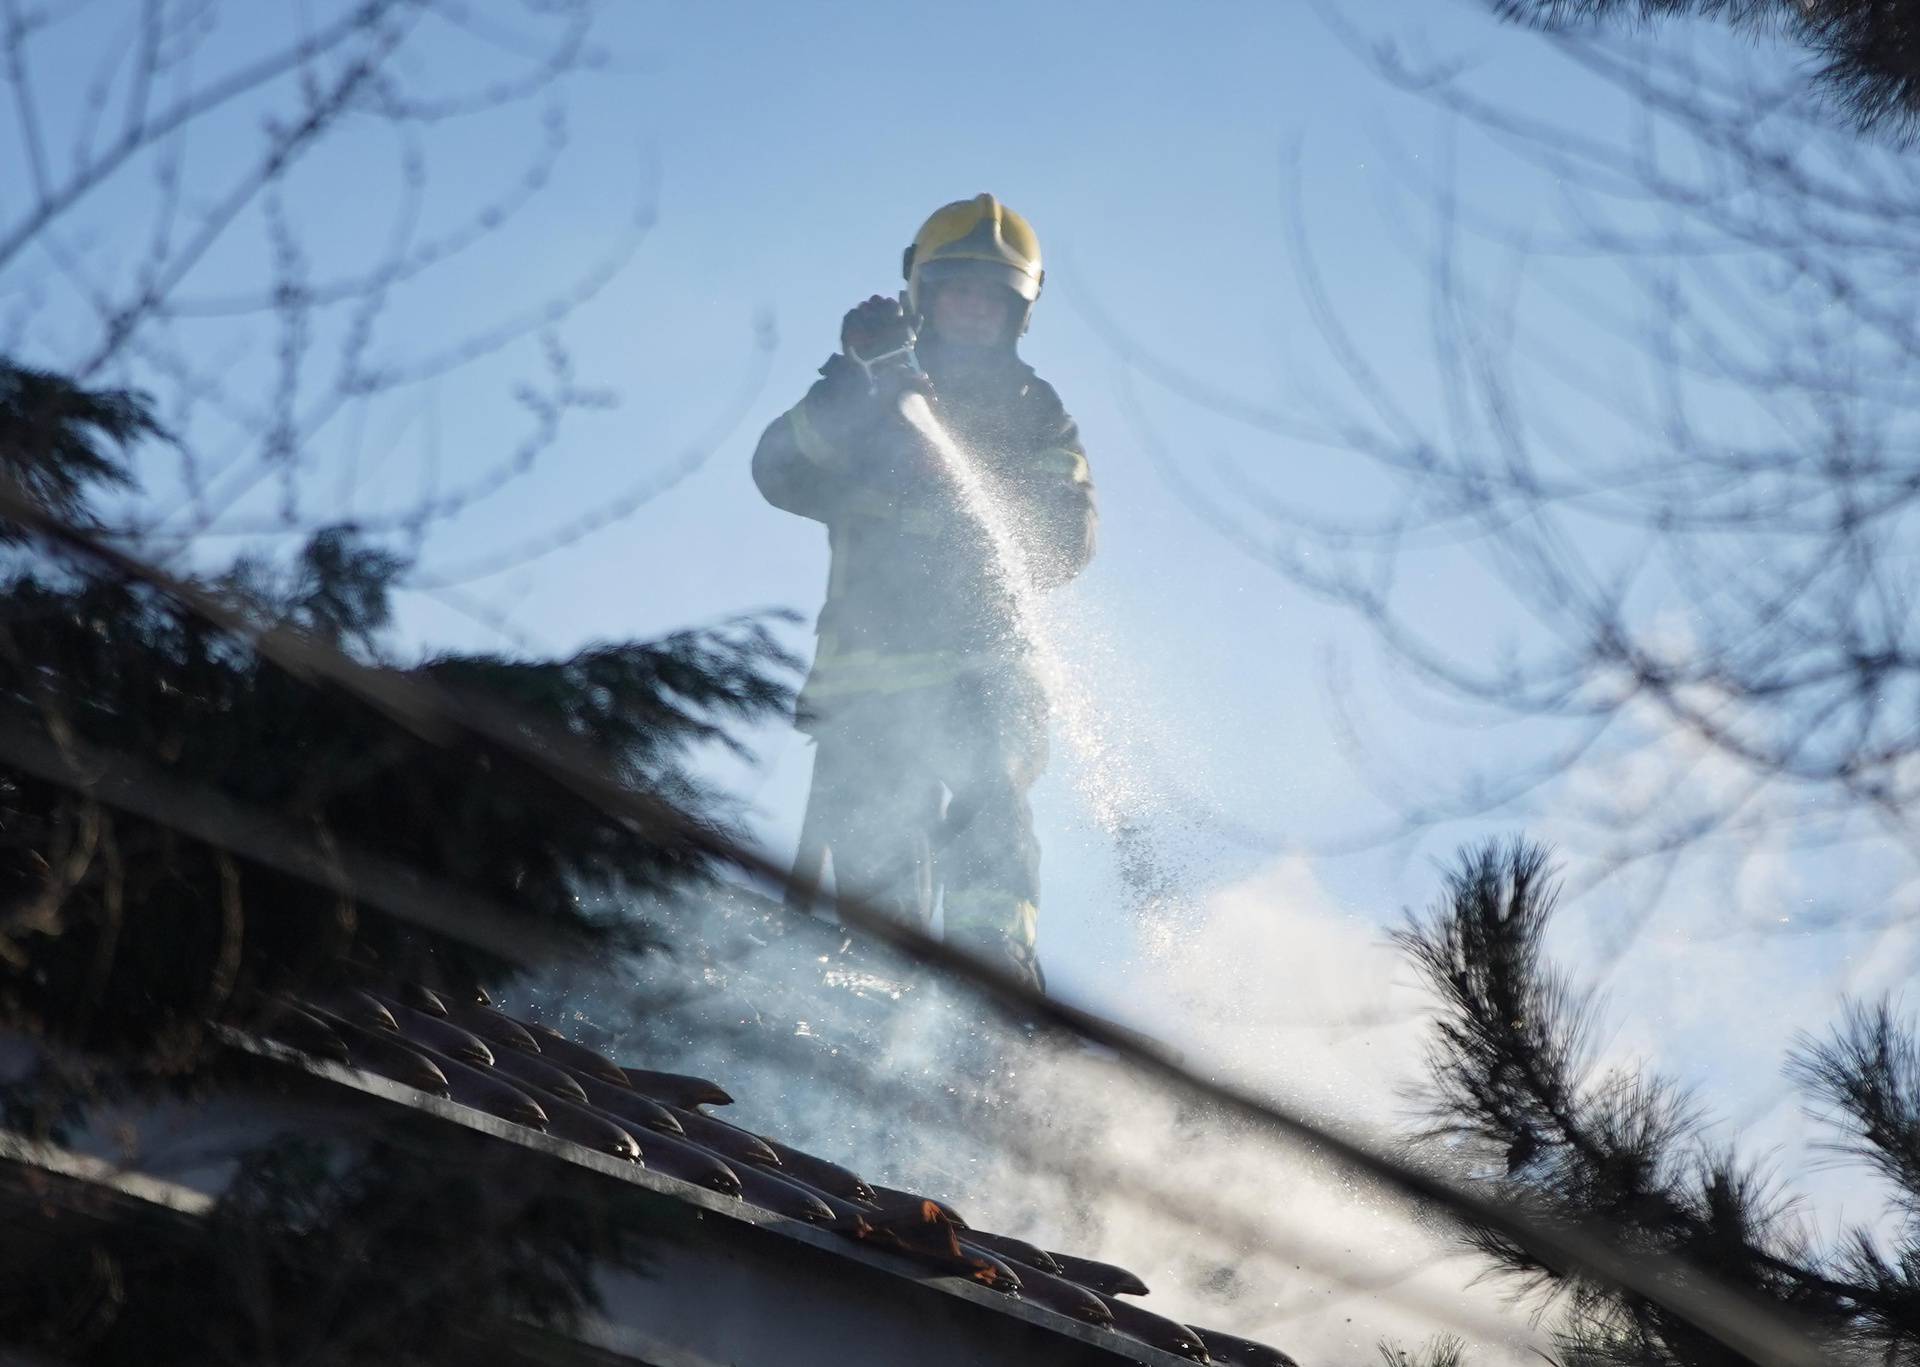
[253,965,1298,1367]
[0,887,1301,1367]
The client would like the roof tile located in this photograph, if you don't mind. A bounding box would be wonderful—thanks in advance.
[446,1001,543,1054]
[1049,1250,1151,1297]
[488,1045,589,1103]
[1191,1325,1302,1367]
[621,1067,732,1108]
[384,998,495,1067]
[522,1022,630,1087]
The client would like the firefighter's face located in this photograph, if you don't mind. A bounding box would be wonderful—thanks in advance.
[927,277,1015,347]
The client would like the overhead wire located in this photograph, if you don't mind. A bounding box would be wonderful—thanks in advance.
[0,476,1836,1367]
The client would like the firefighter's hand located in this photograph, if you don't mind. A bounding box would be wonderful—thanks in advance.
[841,295,914,363]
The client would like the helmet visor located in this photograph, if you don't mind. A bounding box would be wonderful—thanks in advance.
[915,256,1041,304]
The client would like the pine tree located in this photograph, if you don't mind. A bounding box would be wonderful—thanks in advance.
[1492,1,1920,136]
[1398,839,1920,1364]
[0,358,796,1363]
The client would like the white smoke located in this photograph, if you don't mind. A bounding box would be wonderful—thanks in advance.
[898,856,1547,1364]
[572,403,1552,1364]
[598,857,1547,1365]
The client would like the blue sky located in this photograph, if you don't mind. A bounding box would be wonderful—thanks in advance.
[10,0,1910,1249]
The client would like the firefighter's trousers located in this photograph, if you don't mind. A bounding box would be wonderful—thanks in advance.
[792,672,1047,989]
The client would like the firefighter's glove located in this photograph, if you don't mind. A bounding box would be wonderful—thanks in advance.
[841,294,912,358]
[841,295,923,397]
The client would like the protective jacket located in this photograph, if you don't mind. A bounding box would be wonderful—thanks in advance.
[752,339,1096,722]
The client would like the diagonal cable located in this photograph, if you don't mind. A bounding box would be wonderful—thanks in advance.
[0,477,1837,1367]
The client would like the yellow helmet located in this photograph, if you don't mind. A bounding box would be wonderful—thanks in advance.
[902,193,1044,334]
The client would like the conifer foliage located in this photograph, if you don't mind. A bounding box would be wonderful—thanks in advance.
[1492,1,1920,136]
[0,358,794,1362]
[1399,839,1920,1364]
[0,358,794,1054]
[0,364,149,536]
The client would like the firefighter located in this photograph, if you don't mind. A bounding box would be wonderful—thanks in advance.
[753,193,1096,993]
